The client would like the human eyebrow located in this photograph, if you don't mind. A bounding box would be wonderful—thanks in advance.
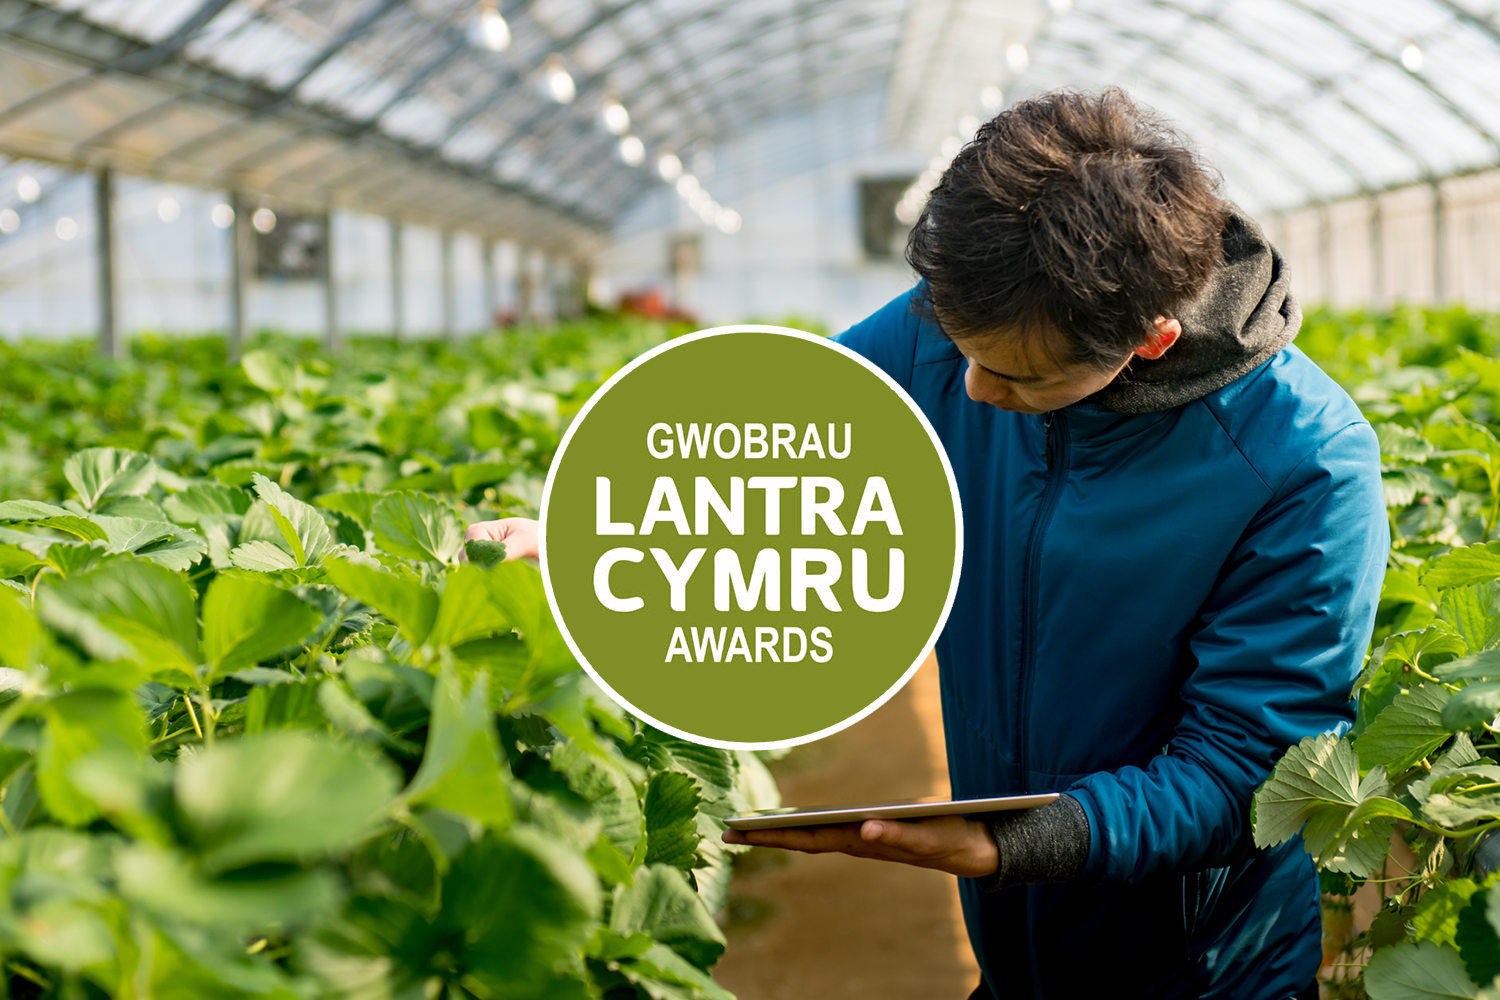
[973,360,1049,385]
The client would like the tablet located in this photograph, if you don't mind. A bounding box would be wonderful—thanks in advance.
[725,792,1059,830]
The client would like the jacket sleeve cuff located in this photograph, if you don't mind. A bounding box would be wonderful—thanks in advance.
[973,793,1091,893]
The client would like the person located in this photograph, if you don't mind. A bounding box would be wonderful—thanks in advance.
[467,89,1388,999]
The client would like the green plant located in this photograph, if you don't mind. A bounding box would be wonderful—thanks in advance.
[0,317,771,999]
[1256,308,1500,998]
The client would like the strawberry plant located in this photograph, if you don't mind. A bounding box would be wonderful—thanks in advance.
[0,318,776,1000]
[1256,307,1500,998]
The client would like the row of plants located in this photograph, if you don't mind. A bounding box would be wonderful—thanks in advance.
[1254,307,1500,998]
[0,320,781,999]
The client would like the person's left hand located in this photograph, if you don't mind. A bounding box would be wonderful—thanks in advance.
[721,814,999,879]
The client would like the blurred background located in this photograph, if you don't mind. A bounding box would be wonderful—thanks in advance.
[3,0,1499,348]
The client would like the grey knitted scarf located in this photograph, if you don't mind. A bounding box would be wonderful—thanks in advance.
[1088,206,1300,414]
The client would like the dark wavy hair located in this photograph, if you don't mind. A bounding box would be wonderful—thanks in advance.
[906,88,1228,371]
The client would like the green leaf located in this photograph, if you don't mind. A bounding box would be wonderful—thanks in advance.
[402,663,510,828]
[322,558,438,648]
[451,461,514,492]
[644,772,703,871]
[251,473,336,567]
[37,557,198,681]
[93,515,208,571]
[44,540,110,577]
[241,349,293,395]
[464,537,507,569]
[1252,733,1402,875]
[97,495,167,521]
[1414,879,1482,949]
[1363,941,1477,999]
[33,514,108,542]
[63,447,155,510]
[372,491,464,564]
[1439,651,1500,683]
[229,539,299,571]
[1446,682,1500,732]
[1420,792,1500,828]
[161,484,251,524]
[1426,543,1500,590]
[610,864,727,970]
[552,740,644,859]
[1443,582,1500,654]
[0,500,72,521]
[428,564,514,649]
[482,561,577,694]
[0,587,42,669]
[316,680,418,753]
[1356,684,1454,775]
[315,491,383,530]
[617,943,734,1000]
[201,574,322,678]
[1456,887,1500,985]
[36,689,147,826]
[116,842,340,931]
[174,732,400,873]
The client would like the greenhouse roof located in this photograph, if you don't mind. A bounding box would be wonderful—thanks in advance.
[0,0,1498,252]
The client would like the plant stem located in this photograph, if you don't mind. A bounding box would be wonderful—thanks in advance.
[182,695,203,740]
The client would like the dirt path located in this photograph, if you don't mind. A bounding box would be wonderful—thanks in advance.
[713,654,980,1000]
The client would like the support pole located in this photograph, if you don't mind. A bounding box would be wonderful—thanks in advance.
[1369,194,1383,307]
[1318,204,1333,306]
[390,219,404,341]
[483,239,498,331]
[441,229,455,340]
[94,167,118,358]
[323,209,339,352]
[1433,179,1447,305]
[229,191,250,363]
[518,246,534,324]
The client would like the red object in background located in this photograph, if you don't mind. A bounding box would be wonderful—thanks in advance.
[618,288,696,324]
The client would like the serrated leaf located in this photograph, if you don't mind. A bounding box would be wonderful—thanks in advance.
[1421,793,1500,828]
[36,557,197,679]
[316,680,418,754]
[1380,423,1439,461]
[372,491,464,564]
[36,689,147,826]
[315,491,383,530]
[201,574,322,678]
[0,587,42,669]
[1440,652,1500,683]
[552,740,643,859]
[1363,940,1478,999]
[89,515,208,571]
[428,564,513,649]
[116,842,339,932]
[1414,879,1481,949]
[33,514,108,542]
[64,447,155,510]
[644,772,702,870]
[464,537,507,569]
[1356,684,1455,774]
[610,865,727,971]
[1443,582,1500,654]
[1426,544,1500,590]
[0,542,39,578]
[161,484,252,525]
[229,539,299,571]
[321,558,437,648]
[241,349,292,396]
[0,500,72,521]
[251,474,335,567]
[401,663,511,828]
[1456,887,1500,985]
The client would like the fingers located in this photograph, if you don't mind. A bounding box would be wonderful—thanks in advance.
[462,518,540,561]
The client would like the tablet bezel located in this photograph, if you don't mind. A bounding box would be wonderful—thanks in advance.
[725,792,1060,830]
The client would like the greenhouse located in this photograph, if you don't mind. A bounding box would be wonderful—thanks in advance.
[4,1,1500,998]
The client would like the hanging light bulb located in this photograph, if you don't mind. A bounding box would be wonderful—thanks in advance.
[544,55,575,103]
[675,174,699,197]
[1401,42,1423,72]
[475,0,510,52]
[601,95,630,135]
[157,196,181,222]
[55,217,77,241]
[1006,43,1029,74]
[657,153,682,181]
[715,208,741,234]
[16,175,39,203]
[619,135,645,165]
[0,209,17,234]
[210,204,235,229]
[252,207,277,233]
[980,85,1003,112]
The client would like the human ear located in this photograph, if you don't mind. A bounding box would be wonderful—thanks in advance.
[1133,317,1182,361]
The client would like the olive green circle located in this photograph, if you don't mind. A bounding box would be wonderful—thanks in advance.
[540,328,960,748]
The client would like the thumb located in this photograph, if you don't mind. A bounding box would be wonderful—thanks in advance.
[861,820,896,844]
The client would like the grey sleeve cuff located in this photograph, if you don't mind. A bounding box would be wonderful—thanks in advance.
[973,793,1091,893]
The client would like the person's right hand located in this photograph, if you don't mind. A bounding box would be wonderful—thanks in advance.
[463,517,539,562]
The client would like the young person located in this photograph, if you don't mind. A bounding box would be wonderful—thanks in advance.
[468,89,1388,998]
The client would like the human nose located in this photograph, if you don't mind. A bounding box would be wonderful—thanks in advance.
[964,360,1009,405]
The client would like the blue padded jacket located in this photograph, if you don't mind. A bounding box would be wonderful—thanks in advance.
[837,288,1387,999]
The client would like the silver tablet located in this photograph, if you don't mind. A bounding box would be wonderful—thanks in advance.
[725,792,1060,830]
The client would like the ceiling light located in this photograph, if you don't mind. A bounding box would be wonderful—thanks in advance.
[1401,43,1423,72]
[252,207,277,233]
[0,209,17,234]
[55,217,77,241]
[980,85,1003,112]
[959,115,979,138]
[476,1,510,52]
[689,189,711,212]
[544,55,575,104]
[157,196,181,222]
[676,174,699,197]
[1006,43,1029,75]
[210,204,235,229]
[715,208,741,234]
[1049,0,1072,12]
[657,153,682,181]
[941,135,963,159]
[602,96,630,135]
[619,134,645,166]
[16,176,39,203]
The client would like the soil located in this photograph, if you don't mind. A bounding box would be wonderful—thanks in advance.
[712,654,981,999]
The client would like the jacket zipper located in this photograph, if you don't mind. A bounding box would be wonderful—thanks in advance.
[1017,410,1069,791]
